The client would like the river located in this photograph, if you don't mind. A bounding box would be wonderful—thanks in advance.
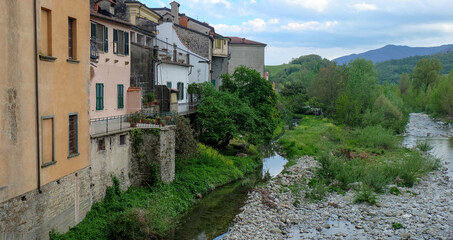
[165,141,288,240]
[402,113,453,178]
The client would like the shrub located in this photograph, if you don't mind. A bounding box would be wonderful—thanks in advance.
[416,140,433,152]
[392,222,404,229]
[389,186,401,195]
[108,208,153,240]
[354,125,399,150]
[354,186,377,205]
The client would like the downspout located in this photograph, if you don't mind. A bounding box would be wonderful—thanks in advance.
[33,0,42,193]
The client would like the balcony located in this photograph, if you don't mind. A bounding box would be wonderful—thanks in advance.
[90,38,99,61]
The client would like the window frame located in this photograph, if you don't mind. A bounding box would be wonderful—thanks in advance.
[68,113,79,158]
[68,17,77,60]
[41,115,55,167]
[113,29,129,56]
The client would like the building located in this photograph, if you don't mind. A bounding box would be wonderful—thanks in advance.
[150,1,230,89]
[227,36,266,77]
[0,0,91,238]
[90,8,137,120]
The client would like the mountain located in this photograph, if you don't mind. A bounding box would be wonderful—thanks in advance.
[376,51,453,83]
[333,44,453,65]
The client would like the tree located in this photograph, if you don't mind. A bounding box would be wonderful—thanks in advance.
[429,70,453,116]
[309,63,347,115]
[220,66,278,143]
[412,58,442,92]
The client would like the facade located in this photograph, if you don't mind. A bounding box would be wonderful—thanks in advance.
[227,36,266,77]
[151,1,230,89]
[90,11,134,119]
[0,0,91,238]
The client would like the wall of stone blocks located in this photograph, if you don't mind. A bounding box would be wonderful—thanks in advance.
[0,127,176,240]
[174,26,210,59]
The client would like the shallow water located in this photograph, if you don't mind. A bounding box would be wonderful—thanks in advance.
[402,113,453,178]
[166,144,288,240]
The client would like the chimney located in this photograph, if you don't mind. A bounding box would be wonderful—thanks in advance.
[170,1,180,24]
[179,14,189,27]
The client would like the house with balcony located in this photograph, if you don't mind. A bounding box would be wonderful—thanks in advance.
[150,1,230,89]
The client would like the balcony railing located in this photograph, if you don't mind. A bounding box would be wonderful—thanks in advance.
[90,38,99,61]
[90,111,176,136]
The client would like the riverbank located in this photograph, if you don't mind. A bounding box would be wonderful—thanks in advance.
[50,144,261,240]
[225,115,453,239]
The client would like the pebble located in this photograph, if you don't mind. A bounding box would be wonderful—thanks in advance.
[224,114,453,240]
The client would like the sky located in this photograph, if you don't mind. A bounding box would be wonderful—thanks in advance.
[141,0,453,65]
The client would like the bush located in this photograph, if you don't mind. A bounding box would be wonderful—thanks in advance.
[108,208,152,240]
[416,140,433,152]
[354,186,377,205]
[353,125,399,150]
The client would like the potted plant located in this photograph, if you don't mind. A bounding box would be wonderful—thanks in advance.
[161,121,166,127]
[130,112,141,127]
[145,118,151,124]
[155,117,161,125]
[165,115,171,123]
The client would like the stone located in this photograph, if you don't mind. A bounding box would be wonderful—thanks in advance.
[400,232,411,239]
[323,223,330,229]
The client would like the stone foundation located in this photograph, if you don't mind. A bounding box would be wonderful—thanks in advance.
[0,127,176,240]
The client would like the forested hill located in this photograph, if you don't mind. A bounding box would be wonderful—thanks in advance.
[376,51,453,83]
[333,44,453,65]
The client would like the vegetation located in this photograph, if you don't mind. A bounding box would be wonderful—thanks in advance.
[196,66,278,146]
[50,144,261,240]
[175,116,198,159]
[278,116,440,203]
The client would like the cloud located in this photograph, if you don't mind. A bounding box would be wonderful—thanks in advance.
[250,0,257,3]
[213,18,280,33]
[352,2,377,11]
[281,21,338,31]
[281,0,330,12]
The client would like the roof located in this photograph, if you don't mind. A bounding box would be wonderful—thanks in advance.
[149,7,215,31]
[90,10,132,27]
[227,37,266,46]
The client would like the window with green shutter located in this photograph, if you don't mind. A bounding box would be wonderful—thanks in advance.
[117,84,124,109]
[181,83,184,100]
[125,32,129,55]
[167,82,172,89]
[96,83,104,110]
[211,79,216,87]
[104,26,108,52]
[113,29,118,54]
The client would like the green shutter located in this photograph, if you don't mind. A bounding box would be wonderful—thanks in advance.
[91,23,96,39]
[167,82,172,88]
[104,26,108,52]
[117,85,124,109]
[176,82,180,100]
[96,83,104,110]
[125,32,129,56]
[113,29,118,54]
[211,79,216,87]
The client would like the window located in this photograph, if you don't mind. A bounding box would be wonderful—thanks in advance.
[215,39,223,49]
[68,114,78,157]
[177,82,184,100]
[131,31,136,43]
[68,18,77,59]
[211,79,216,87]
[96,83,104,110]
[91,22,108,52]
[120,135,126,145]
[41,116,55,166]
[97,138,105,151]
[117,84,124,109]
[167,82,172,89]
[113,29,129,55]
[146,37,152,47]
[41,8,52,56]
[137,34,143,45]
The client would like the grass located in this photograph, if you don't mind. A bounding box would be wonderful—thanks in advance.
[416,140,433,152]
[278,116,440,202]
[50,144,261,240]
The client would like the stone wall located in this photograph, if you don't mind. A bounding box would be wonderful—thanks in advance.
[174,25,210,59]
[0,127,176,240]
[0,167,92,240]
[212,56,229,88]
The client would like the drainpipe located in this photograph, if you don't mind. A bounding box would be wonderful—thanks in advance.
[33,0,41,193]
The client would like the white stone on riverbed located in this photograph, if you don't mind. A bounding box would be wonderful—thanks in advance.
[223,155,453,240]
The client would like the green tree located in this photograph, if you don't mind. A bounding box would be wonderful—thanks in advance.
[412,58,442,92]
[429,70,453,115]
[309,63,347,115]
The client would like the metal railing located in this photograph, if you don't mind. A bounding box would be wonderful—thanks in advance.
[90,38,99,61]
[90,111,176,136]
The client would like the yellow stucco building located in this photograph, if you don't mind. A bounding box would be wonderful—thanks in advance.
[0,0,90,208]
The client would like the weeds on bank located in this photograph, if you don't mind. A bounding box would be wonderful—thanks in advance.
[416,140,433,152]
[278,116,440,203]
[50,144,260,240]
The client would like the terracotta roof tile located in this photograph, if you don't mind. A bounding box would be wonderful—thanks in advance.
[227,36,266,46]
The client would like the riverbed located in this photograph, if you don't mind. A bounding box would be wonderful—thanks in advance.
[224,113,453,240]
[166,142,288,240]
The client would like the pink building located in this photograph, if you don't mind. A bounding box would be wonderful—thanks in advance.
[89,11,140,120]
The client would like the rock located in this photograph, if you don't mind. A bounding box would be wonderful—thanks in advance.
[235,153,247,157]
[400,232,411,239]
[355,225,363,229]
[316,226,322,232]
[271,227,282,234]
[323,223,330,229]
